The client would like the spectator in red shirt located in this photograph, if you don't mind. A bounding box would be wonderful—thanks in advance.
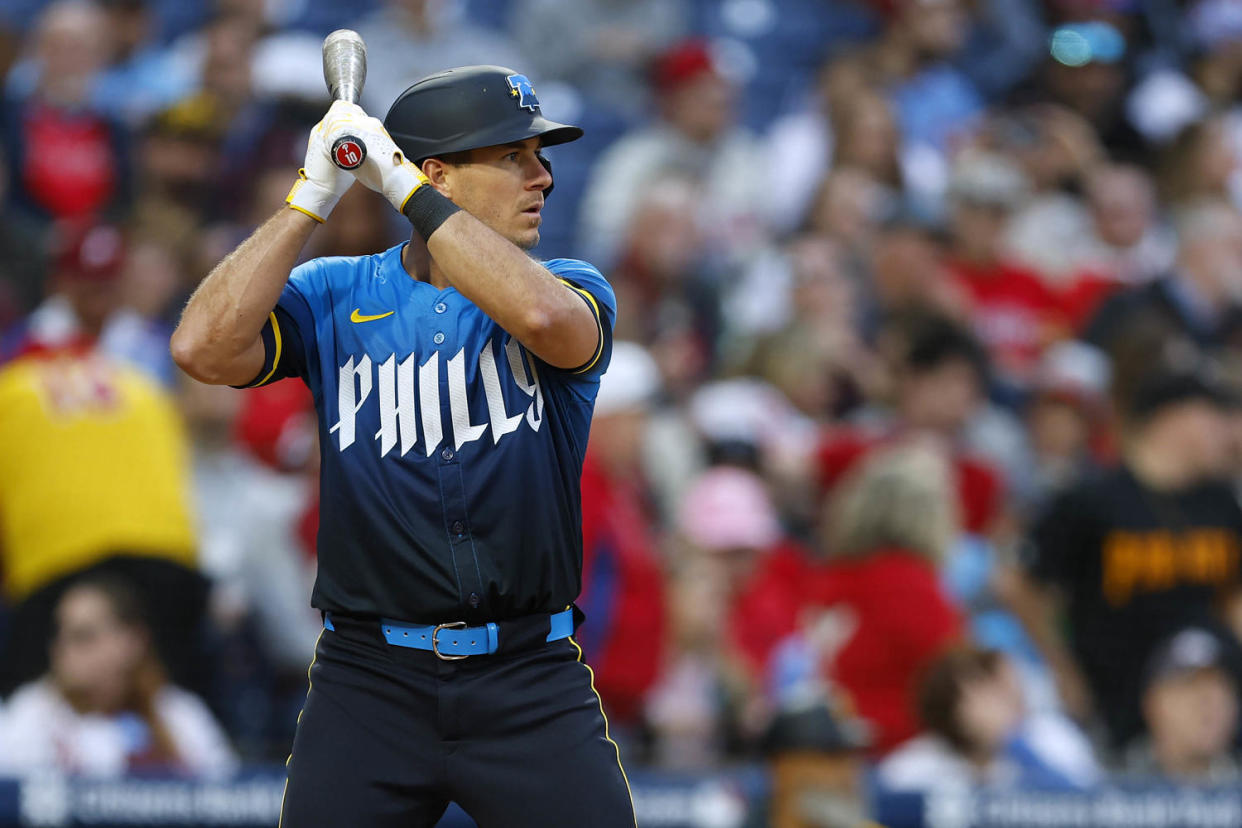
[1,1,130,225]
[945,151,1069,391]
[676,465,817,678]
[817,314,1004,536]
[646,464,806,767]
[1007,156,1174,327]
[578,342,667,729]
[809,441,965,756]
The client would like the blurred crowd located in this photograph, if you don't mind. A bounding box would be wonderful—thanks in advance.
[4,0,1242,824]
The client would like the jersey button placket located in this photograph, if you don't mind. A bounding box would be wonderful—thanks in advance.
[434,443,479,610]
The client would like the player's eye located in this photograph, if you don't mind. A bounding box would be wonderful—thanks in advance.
[505,152,520,162]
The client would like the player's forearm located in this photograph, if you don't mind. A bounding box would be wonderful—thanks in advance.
[171,208,318,385]
[426,213,598,368]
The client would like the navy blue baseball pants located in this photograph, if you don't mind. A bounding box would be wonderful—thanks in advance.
[277,612,636,827]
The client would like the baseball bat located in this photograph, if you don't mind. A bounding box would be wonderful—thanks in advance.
[322,29,368,170]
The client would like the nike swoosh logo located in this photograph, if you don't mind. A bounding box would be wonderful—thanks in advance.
[350,309,395,323]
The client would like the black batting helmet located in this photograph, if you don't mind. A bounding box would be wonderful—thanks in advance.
[383,66,582,164]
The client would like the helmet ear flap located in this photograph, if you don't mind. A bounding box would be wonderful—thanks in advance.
[537,152,554,198]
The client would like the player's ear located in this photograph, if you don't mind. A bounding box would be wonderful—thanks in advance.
[420,158,453,198]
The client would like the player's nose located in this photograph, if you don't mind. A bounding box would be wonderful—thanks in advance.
[526,153,552,191]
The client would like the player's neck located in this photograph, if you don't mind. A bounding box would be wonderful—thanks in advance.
[425,261,450,289]
[401,239,450,289]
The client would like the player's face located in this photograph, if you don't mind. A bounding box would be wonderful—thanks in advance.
[441,137,552,251]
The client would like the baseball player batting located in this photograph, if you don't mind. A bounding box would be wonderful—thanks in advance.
[170,61,633,827]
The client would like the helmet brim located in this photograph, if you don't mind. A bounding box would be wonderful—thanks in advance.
[402,116,583,164]
[534,122,584,148]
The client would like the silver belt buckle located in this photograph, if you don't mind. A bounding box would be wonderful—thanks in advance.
[432,621,469,661]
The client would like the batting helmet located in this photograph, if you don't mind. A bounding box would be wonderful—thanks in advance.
[383,66,583,165]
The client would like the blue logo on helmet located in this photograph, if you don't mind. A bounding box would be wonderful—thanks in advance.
[506,74,539,112]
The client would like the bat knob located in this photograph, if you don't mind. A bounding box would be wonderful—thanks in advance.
[331,135,367,170]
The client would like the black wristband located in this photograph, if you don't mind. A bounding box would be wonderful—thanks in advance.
[403,186,461,240]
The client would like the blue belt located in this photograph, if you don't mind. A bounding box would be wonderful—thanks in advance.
[323,608,575,661]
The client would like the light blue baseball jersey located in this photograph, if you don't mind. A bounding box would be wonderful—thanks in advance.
[241,242,614,623]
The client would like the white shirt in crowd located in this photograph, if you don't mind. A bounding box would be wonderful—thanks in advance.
[0,679,238,780]
[877,713,1100,793]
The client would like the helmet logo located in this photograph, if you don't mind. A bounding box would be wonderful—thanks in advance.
[506,74,539,112]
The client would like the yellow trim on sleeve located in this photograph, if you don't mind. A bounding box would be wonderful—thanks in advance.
[569,635,637,827]
[253,312,283,387]
[558,279,605,375]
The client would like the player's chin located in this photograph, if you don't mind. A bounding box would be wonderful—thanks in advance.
[516,230,541,251]
[513,219,541,250]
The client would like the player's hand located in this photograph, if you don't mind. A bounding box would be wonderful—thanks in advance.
[322,101,430,215]
[286,101,357,222]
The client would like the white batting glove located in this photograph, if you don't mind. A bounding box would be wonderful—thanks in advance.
[286,102,356,222]
[322,101,430,214]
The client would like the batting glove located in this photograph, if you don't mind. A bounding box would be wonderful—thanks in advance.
[286,102,357,222]
[322,101,430,214]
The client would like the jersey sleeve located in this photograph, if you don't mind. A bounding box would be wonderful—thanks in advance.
[544,258,616,381]
[232,262,320,389]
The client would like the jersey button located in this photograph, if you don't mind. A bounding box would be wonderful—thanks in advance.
[468,592,480,608]
[434,302,447,314]
[433,332,445,345]
[440,447,454,461]
[451,520,464,534]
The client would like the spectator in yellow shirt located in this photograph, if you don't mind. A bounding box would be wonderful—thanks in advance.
[0,344,206,697]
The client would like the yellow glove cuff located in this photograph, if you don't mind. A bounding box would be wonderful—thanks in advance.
[286,170,339,223]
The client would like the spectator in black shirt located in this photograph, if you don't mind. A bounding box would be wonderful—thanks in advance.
[1009,366,1242,749]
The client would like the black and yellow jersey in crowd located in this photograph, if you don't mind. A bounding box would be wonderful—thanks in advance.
[1025,464,1242,746]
